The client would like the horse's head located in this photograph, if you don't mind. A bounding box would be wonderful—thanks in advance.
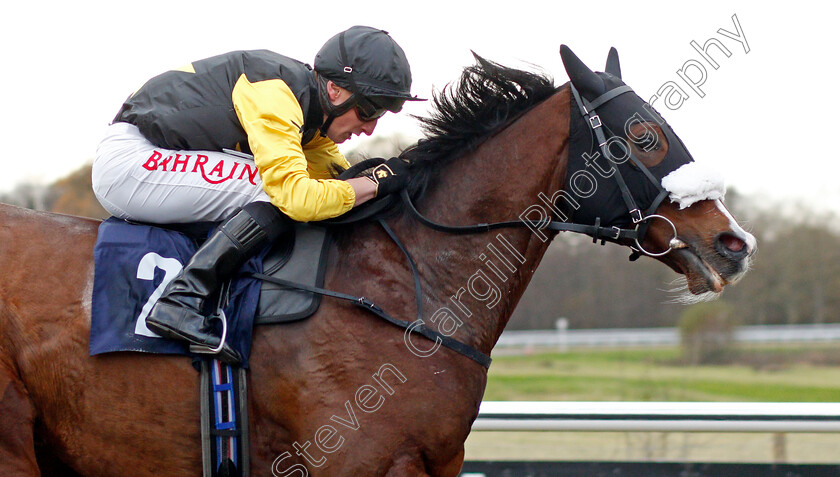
[560,45,756,300]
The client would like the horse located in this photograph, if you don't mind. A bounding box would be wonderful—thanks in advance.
[0,46,754,476]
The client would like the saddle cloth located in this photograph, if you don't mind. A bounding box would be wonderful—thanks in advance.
[89,218,330,366]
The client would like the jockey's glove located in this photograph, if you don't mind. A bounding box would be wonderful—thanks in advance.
[368,157,410,197]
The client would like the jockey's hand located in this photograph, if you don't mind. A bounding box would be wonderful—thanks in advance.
[368,157,410,197]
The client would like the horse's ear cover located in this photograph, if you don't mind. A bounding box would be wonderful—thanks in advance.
[559,44,697,229]
[560,44,605,98]
[605,47,621,78]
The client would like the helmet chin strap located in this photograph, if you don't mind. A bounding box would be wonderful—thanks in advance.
[318,32,364,137]
[319,113,337,137]
[317,74,356,136]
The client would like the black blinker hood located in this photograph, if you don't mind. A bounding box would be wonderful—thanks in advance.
[561,45,696,230]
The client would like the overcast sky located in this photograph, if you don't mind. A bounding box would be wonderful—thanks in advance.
[2,1,837,214]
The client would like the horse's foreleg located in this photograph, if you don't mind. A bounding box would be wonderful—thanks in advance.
[0,362,40,476]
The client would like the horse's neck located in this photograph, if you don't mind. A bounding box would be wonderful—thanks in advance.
[388,89,571,354]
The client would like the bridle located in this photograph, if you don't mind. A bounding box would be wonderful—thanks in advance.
[567,82,687,257]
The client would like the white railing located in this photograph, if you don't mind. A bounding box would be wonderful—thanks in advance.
[496,323,840,349]
[472,401,840,433]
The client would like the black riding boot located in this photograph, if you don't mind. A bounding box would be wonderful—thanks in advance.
[146,202,289,363]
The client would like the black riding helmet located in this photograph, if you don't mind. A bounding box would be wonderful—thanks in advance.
[314,26,423,134]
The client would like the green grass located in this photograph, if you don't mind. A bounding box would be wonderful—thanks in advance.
[471,345,840,465]
[484,345,840,402]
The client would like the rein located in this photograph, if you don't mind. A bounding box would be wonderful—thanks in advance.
[255,84,689,369]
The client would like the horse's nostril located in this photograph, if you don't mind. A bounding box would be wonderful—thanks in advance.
[715,233,748,261]
[720,234,746,253]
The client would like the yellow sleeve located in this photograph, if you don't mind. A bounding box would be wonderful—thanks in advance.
[232,74,355,222]
[303,134,352,179]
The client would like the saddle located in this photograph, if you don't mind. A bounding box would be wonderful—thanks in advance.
[254,223,332,325]
[89,218,332,361]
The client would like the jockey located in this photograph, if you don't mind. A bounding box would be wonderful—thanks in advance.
[92,26,422,363]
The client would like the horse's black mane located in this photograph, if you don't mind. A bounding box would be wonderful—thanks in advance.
[332,56,557,236]
[402,54,557,197]
[333,55,558,228]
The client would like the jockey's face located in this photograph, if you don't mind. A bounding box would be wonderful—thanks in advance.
[324,82,378,143]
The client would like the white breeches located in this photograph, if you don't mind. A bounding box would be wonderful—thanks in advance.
[92,122,270,223]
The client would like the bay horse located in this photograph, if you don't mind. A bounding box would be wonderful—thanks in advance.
[0,46,754,476]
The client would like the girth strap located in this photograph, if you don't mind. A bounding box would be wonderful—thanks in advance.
[200,359,249,477]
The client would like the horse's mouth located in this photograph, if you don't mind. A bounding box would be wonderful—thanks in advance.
[673,247,729,295]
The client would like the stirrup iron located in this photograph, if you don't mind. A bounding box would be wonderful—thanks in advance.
[190,279,231,357]
[189,309,228,355]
